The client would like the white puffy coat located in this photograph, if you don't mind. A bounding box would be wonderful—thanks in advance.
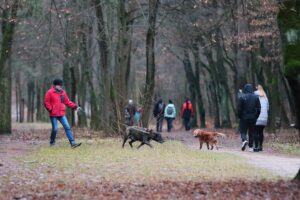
[255,91,269,126]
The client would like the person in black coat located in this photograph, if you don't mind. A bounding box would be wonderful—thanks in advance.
[237,84,261,151]
[153,98,165,132]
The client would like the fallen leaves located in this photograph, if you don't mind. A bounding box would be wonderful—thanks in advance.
[3,179,298,200]
[1,128,299,199]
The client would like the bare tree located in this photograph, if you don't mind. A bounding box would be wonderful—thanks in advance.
[142,0,160,127]
[0,0,18,133]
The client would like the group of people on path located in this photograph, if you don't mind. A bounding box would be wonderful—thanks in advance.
[238,84,269,152]
[44,79,268,152]
[125,97,194,133]
[153,98,195,132]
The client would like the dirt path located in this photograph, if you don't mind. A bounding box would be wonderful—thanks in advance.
[162,130,300,178]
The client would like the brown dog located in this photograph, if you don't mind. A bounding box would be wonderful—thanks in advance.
[193,129,226,150]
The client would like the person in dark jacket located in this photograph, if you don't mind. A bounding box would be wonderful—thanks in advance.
[237,84,261,151]
[180,98,194,131]
[44,79,82,148]
[153,98,165,132]
[125,99,136,126]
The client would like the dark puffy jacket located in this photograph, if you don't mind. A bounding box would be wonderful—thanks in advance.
[238,84,261,120]
[44,86,77,117]
[153,100,165,118]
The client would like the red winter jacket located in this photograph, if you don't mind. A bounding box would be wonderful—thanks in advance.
[44,86,77,116]
[180,101,195,118]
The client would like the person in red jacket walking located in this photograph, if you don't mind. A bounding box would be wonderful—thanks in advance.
[44,79,82,148]
[181,98,194,131]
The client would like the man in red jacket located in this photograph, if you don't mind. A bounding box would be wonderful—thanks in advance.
[44,79,81,148]
[181,98,194,131]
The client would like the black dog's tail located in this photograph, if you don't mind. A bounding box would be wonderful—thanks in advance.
[122,127,131,148]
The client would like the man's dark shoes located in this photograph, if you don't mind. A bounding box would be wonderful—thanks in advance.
[253,148,259,152]
[241,140,248,151]
[71,142,82,148]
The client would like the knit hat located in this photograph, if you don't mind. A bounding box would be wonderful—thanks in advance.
[53,79,63,86]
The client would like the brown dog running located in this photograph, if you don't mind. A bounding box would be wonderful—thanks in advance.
[193,129,226,150]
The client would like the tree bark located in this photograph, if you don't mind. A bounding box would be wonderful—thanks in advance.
[15,72,20,122]
[192,44,206,128]
[236,0,249,90]
[76,25,88,128]
[278,0,300,133]
[93,0,110,131]
[141,0,160,127]
[20,98,25,123]
[0,0,18,133]
[27,80,35,122]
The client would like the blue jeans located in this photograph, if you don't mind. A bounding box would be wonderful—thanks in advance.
[50,116,74,145]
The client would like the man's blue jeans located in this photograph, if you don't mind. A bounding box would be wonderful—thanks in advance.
[50,116,74,145]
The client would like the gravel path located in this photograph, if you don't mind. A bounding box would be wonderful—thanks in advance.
[162,130,300,178]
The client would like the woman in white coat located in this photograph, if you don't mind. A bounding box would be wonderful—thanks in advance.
[254,85,269,152]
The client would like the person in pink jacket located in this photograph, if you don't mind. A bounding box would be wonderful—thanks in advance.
[44,79,81,148]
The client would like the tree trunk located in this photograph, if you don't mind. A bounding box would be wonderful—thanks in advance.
[278,0,300,132]
[286,77,300,137]
[93,0,110,131]
[20,98,25,123]
[236,0,249,90]
[27,80,35,122]
[36,79,50,122]
[15,72,20,122]
[141,0,160,127]
[77,26,88,128]
[215,30,232,127]
[0,0,18,134]
[199,36,222,128]
[192,44,206,128]
[63,61,73,124]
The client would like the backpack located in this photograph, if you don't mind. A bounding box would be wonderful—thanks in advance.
[183,102,192,118]
[166,106,174,115]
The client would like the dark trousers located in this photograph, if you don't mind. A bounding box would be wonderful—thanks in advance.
[166,117,174,132]
[156,116,163,132]
[183,118,191,131]
[239,119,256,148]
[254,125,265,149]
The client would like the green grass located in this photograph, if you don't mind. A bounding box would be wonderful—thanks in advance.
[26,139,276,183]
[266,143,300,156]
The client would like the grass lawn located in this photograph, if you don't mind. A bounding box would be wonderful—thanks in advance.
[266,142,300,156]
[25,139,277,183]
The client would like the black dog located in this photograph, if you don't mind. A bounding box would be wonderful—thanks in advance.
[122,126,164,148]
